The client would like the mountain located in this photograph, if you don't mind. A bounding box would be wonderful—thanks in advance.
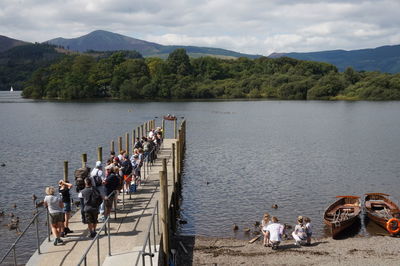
[269,45,400,73]
[0,35,29,52]
[46,30,260,59]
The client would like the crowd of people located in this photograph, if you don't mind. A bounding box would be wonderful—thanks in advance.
[43,127,163,246]
[260,213,312,250]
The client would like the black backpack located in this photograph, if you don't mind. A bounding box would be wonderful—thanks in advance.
[88,187,103,208]
[74,167,91,192]
[92,169,103,187]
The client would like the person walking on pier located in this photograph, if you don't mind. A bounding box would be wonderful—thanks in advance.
[81,178,103,238]
[44,186,65,245]
[58,180,74,236]
[103,166,120,220]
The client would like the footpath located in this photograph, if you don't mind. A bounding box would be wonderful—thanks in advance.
[26,139,177,266]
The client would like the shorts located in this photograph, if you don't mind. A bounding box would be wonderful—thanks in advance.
[50,212,65,224]
[124,174,132,183]
[105,195,115,209]
[84,210,99,224]
[306,232,312,238]
[63,201,71,212]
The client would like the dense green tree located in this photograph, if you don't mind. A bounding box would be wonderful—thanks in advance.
[21,48,400,101]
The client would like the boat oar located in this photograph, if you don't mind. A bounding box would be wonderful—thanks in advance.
[249,234,261,243]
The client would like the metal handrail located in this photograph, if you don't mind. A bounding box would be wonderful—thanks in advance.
[77,190,116,266]
[0,208,45,265]
[136,201,160,266]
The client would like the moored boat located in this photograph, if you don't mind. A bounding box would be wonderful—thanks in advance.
[323,196,361,238]
[364,193,400,236]
[163,115,177,121]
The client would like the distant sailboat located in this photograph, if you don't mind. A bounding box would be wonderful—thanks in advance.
[10,86,14,92]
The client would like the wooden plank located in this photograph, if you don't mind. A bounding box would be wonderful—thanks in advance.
[248,235,261,244]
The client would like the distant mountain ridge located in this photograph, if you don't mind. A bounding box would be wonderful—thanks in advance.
[46,30,260,59]
[0,35,28,52]
[269,45,400,73]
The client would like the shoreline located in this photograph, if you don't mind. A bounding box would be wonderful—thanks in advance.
[173,235,400,265]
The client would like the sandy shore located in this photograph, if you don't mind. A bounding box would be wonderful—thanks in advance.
[173,235,400,265]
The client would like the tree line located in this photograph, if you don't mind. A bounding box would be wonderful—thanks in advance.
[22,48,400,100]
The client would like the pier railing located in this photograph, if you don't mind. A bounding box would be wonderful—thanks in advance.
[77,206,113,266]
[0,208,45,265]
[136,201,160,266]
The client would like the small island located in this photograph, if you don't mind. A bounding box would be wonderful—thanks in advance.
[11,47,400,101]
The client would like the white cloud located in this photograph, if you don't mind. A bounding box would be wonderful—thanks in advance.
[0,0,399,55]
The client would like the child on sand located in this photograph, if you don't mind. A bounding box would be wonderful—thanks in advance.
[292,216,307,246]
[261,213,271,247]
[304,216,312,245]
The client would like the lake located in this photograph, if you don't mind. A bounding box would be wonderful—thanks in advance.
[1,91,400,263]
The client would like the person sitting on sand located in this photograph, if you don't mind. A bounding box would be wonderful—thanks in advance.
[292,216,307,246]
[261,213,271,247]
[304,216,312,246]
[265,216,284,250]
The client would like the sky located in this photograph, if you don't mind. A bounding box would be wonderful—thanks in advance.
[1,0,399,56]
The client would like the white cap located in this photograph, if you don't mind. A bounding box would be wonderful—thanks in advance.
[96,161,102,167]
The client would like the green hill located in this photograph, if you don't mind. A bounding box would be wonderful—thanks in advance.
[269,45,400,73]
[0,43,64,90]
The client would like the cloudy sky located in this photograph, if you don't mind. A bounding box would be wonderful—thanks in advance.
[1,0,399,55]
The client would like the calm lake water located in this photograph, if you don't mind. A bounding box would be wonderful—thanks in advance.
[1,91,400,263]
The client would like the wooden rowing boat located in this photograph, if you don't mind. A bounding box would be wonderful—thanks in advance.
[323,196,361,238]
[163,115,177,121]
[364,193,400,236]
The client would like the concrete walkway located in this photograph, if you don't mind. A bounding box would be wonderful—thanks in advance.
[27,139,177,266]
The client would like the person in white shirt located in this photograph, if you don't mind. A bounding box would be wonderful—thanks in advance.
[265,216,284,250]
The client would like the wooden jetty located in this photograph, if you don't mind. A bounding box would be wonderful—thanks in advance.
[24,119,186,266]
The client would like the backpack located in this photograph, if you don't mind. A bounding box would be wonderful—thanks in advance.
[92,169,103,187]
[74,167,91,192]
[89,187,103,208]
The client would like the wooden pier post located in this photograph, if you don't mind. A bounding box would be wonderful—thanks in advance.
[176,139,180,185]
[172,143,176,188]
[159,163,169,264]
[118,136,123,153]
[174,119,177,139]
[141,124,144,138]
[162,119,165,138]
[110,140,115,154]
[137,126,141,139]
[145,122,148,136]
[97,147,102,162]
[81,153,87,168]
[125,132,129,155]
[132,129,135,152]
[63,161,68,182]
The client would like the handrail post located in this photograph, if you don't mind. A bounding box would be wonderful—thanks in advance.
[35,213,41,255]
[152,211,157,252]
[108,216,111,256]
[46,208,51,242]
[12,245,17,266]
[148,231,153,266]
[97,237,100,266]
[114,194,117,220]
